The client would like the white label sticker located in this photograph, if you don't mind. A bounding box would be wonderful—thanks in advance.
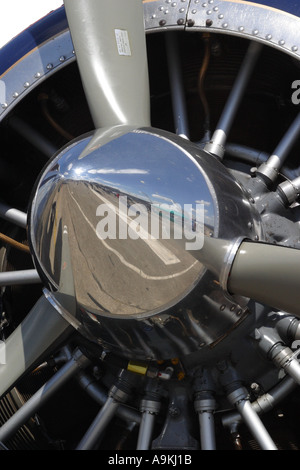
[115,29,131,56]
[0,80,6,104]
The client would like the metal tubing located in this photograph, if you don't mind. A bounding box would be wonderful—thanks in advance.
[225,143,269,166]
[280,356,300,385]
[0,202,27,228]
[76,396,119,450]
[0,269,41,286]
[0,350,89,443]
[278,174,300,204]
[9,115,58,159]
[137,412,156,450]
[165,32,189,139]
[198,411,216,450]
[77,371,141,424]
[258,112,300,182]
[204,41,262,158]
[235,399,277,450]
[222,375,296,428]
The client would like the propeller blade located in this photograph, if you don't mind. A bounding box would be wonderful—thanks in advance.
[63,0,151,129]
[228,241,300,316]
[0,296,71,398]
[194,236,300,316]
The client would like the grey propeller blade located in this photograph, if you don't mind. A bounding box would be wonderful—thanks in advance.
[197,236,300,317]
[228,240,300,316]
[64,0,151,129]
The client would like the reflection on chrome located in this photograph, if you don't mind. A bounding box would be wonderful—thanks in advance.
[29,127,262,359]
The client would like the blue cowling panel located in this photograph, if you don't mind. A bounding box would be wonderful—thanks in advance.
[241,0,300,17]
[0,1,299,78]
[0,6,68,76]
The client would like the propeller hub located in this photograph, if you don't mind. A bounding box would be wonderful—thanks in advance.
[29,127,262,360]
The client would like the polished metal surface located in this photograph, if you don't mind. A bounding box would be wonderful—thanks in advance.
[0,29,75,119]
[185,0,300,59]
[29,127,262,359]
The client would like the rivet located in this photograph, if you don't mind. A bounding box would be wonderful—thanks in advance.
[202,2,207,6]
[151,14,156,18]
[265,34,272,40]
[23,82,30,88]
[220,305,226,311]
[191,9,197,14]
[213,6,218,11]
[239,26,244,32]
[292,46,298,52]
[179,8,185,12]
[206,19,213,27]
[278,39,285,46]
[208,0,213,3]
[35,72,41,78]
[177,18,185,24]
[171,1,177,5]
[222,22,228,28]
[1,103,8,109]
[159,6,164,10]
[46,63,53,70]
[187,18,195,26]
[218,14,224,19]
[252,29,259,35]
[59,56,66,62]
[159,19,167,26]
[207,9,212,14]
[164,9,169,14]
[12,92,19,99]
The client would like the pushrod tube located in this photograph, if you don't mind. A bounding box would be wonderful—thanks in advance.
[204,41,262,158]
[222,375,296,428]
[165,32,189,139]
[77,371,141,424]
[227,386,277,450]
[0,269,41,286]
[0,202,27,228]
[9,115,58,159]
[76,396,119,450]
[137,411,156,450]
[235,398,277,450]
[198,411,216,450]
[257,112,300,182]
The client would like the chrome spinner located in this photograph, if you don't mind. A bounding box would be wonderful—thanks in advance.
[29,126,262,360]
